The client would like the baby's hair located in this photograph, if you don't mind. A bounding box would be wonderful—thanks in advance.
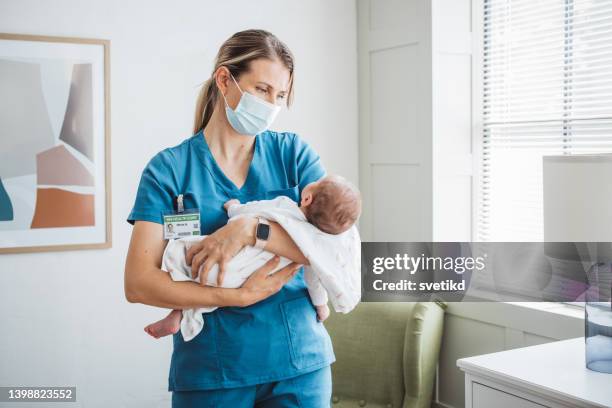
[306,175,362,234]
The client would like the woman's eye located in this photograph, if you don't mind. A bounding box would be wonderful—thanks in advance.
[256,87,267,93]
[277,94,286,100]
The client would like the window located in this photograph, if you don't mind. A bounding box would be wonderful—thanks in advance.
[477,0,612,241]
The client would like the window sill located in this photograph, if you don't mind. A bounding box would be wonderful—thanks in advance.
[504,301,584,321]
[445,301,583,340]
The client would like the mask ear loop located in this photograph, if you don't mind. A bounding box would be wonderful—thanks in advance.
[230,73,244,95]
[221,72,244,108]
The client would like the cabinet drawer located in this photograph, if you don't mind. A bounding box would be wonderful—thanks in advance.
[472,382,549,408]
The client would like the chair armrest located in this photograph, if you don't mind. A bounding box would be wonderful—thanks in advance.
[402,301,446,408]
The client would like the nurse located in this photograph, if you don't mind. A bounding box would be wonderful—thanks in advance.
[124,29,335,407]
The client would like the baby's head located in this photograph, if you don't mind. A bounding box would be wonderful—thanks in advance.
[300,175,362,235]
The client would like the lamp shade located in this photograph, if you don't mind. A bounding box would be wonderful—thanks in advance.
[544,154,612,242]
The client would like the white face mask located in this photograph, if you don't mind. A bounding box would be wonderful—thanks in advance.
[221,73,281,135]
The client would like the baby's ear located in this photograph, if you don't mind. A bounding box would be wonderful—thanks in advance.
[300,192,313,207]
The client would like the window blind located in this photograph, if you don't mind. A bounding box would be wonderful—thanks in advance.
[479,0,612,241]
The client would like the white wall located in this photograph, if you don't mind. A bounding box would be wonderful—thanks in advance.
[357,0,434,242]
[0,1,358,406]
[431,0,473,242]
[356,0,472,242]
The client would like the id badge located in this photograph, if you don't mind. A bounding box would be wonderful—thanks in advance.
[163,194,201,240]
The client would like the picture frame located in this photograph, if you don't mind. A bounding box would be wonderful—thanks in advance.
[0,33,111,253]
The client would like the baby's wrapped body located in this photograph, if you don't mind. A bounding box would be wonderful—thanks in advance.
[162,233,295,341]
[162,195,362,341]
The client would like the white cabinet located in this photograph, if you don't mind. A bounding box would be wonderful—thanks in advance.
[458,337,612,408]
[472,383,547,408]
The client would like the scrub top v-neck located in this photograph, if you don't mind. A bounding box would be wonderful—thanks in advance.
[127,129,335,391]
[198,131,261,194]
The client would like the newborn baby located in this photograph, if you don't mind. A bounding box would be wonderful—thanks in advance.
[145,175,362,340]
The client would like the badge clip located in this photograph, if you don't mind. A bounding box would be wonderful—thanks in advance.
[176,194,184,213]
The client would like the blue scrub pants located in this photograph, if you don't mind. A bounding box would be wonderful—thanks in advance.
[171,365,332,408]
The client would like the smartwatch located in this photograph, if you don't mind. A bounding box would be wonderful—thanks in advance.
[254,217,270,249]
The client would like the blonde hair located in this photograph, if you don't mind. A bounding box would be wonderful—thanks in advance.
[193,29,295,135]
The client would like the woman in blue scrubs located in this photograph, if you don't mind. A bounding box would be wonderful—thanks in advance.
[124,29,335,407]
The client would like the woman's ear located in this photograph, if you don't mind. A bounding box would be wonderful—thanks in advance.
[215,66,231,97]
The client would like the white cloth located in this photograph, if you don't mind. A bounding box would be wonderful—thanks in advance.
[161,196,362,341]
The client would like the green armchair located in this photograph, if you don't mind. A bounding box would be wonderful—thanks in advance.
[323,302,446,408]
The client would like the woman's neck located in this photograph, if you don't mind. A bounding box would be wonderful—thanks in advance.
[203,106,255,162]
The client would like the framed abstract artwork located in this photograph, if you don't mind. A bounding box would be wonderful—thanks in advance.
[0,34,111,253]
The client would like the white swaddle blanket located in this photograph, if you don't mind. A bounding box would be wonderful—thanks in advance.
[161,195,361,341]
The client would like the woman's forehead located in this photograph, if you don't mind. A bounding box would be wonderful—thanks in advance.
[244,58,291,91]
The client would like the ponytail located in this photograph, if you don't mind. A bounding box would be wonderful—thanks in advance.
[193,78,218,135]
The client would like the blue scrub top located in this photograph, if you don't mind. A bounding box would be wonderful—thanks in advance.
[127,129,336,391]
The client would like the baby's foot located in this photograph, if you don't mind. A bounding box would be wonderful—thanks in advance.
[315,304,330,322]
[223,199,240,212]
[144,309,182,338]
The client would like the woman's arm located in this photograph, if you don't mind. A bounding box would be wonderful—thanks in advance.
[186,216,309,287]
[241,217,310,265]
[124,220,301,308]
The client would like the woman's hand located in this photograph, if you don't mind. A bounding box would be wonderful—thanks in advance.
[238,256,302,306]
[186,216,257,286]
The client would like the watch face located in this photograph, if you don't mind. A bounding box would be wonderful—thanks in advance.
[256,223,271,240]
